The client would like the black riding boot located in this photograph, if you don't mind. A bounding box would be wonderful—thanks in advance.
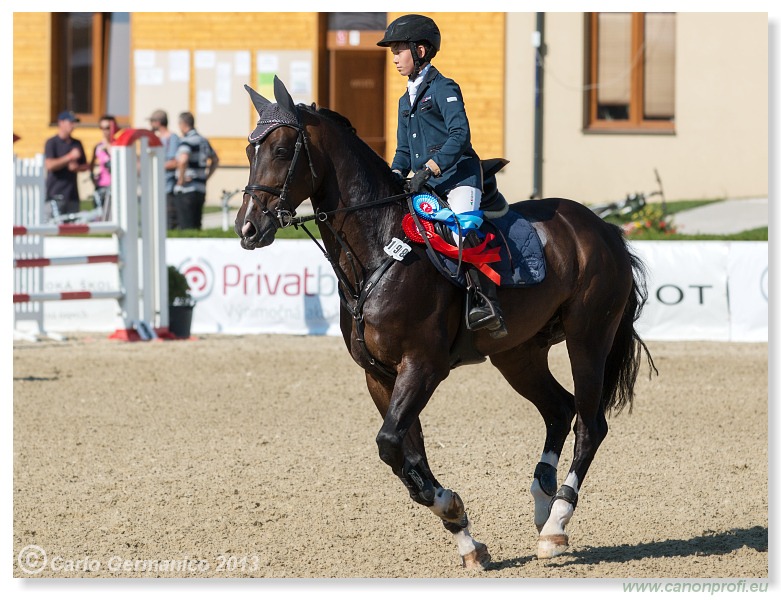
[466,268,508,338]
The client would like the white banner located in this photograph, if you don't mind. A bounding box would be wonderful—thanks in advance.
[23,239,767,342]
[166,239,341,335]
[726,242,769,342]
[631,242,731,341]
[39,238,124,332]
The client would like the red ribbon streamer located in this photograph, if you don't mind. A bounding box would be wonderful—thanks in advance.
[401,214,502,285]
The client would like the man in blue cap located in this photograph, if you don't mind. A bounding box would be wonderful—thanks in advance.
[44,110,90,218]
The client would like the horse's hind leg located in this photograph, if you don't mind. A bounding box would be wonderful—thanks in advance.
[490,342,575,533]
[535,307,624,558]
[365,372,491,569]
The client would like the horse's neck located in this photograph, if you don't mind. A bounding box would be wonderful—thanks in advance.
[313,145,403,276]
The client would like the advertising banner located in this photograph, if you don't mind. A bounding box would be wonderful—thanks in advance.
[166,239,341,336]
[726,242,769,342]
[27,239,767,342]
[631,242,731,341]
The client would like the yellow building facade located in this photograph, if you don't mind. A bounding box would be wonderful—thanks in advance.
[13,12,504,185]
[13,12,767,205]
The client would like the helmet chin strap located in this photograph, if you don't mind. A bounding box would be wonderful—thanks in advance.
[408,41,428,80]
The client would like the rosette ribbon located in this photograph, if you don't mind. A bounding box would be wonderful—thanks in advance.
[429,208,485,237]
[401,214,502,285]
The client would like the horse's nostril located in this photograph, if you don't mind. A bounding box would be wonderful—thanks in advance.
[242,220,256,237]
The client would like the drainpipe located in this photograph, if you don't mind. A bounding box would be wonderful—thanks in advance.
[531,13,545,199]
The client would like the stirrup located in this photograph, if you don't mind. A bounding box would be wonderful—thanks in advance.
[467,290,508,338]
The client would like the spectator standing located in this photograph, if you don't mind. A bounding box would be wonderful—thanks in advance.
[174,112,219,230]
[90,114,117,219]
[149,109,181,230]
[44,110,90,218]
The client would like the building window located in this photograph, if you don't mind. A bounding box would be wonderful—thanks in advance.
[586,12,675,132]
[51,12,130,125]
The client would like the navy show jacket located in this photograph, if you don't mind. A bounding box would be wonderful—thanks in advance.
[391,66,482,197]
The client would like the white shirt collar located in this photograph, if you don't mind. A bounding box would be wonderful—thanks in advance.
[407,63,432,105]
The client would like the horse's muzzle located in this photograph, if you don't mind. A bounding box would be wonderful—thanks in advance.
[237,212,277,250]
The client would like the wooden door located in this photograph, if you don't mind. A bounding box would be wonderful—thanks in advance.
[329,50,386,156]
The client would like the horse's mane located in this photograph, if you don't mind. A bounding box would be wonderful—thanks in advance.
[313,106,356,133]
[300,103,402,253]
[302,103,397,185]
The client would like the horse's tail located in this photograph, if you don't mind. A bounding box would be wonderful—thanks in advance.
[602,232,658,415]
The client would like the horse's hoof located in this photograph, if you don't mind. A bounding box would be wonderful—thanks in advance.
[537,534,569,559]
[461,541,491,570]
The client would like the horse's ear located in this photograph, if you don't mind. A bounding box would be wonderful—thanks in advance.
[244,84,271,115]
[273,76,297,116]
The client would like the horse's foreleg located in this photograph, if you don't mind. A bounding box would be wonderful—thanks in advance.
[372,360,446,489]
[365,371,490,570]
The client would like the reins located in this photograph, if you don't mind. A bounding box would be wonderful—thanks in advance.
[242,109,456,381]
[292,192,412,382]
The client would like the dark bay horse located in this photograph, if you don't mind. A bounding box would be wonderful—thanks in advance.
[236,78,654,569]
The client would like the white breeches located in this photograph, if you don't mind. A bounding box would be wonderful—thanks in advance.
[446,186,482,214]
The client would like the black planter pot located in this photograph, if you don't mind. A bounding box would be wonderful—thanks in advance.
[169,304,194,339]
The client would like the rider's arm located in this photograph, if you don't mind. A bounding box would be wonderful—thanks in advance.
[427,79,471,176]
[390,96,411,176]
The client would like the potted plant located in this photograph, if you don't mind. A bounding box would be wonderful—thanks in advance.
[167,265,195,339]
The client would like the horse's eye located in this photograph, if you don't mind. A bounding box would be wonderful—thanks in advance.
[274,147,289,159]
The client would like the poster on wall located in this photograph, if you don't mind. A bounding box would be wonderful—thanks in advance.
[132,50,190,129]
[727,242,768,342]
[256,50,314,105]
[194,50,252,137]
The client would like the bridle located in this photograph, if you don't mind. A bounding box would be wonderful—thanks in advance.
[240,103,439,381]
[243,107,318,230]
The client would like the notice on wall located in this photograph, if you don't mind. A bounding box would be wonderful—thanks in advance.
[196,90,213,115]
[133,50,190,129]
[256,50,314,105]
[215,63,233,105]
[290,60,312,96]
[234,51,251,77]
[194,50,251,137]
[168,50,190,82]
[194,51,216,70]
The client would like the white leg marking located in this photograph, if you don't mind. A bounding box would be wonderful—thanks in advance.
[531,479,552,529]
[453,524,477,556]
[540,472,579,537]
[429,487,479,558]
[429,487,456,520]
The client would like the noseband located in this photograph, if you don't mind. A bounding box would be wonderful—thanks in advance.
[243,108,318,229]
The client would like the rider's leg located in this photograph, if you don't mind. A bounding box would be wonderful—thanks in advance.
[447,187,507,338]
[466,266,507,338]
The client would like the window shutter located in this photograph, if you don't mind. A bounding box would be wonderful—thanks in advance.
[643,13,676,119]
[597,13,632,107]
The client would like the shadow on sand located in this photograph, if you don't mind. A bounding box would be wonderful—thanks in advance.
[486,525,768,571]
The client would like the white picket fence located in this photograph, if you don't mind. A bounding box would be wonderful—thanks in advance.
[13,154,51,340]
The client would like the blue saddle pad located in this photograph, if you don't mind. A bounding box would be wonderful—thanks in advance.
[425,209,546,289]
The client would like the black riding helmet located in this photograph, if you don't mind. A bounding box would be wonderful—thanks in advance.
[377,14,441,78]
